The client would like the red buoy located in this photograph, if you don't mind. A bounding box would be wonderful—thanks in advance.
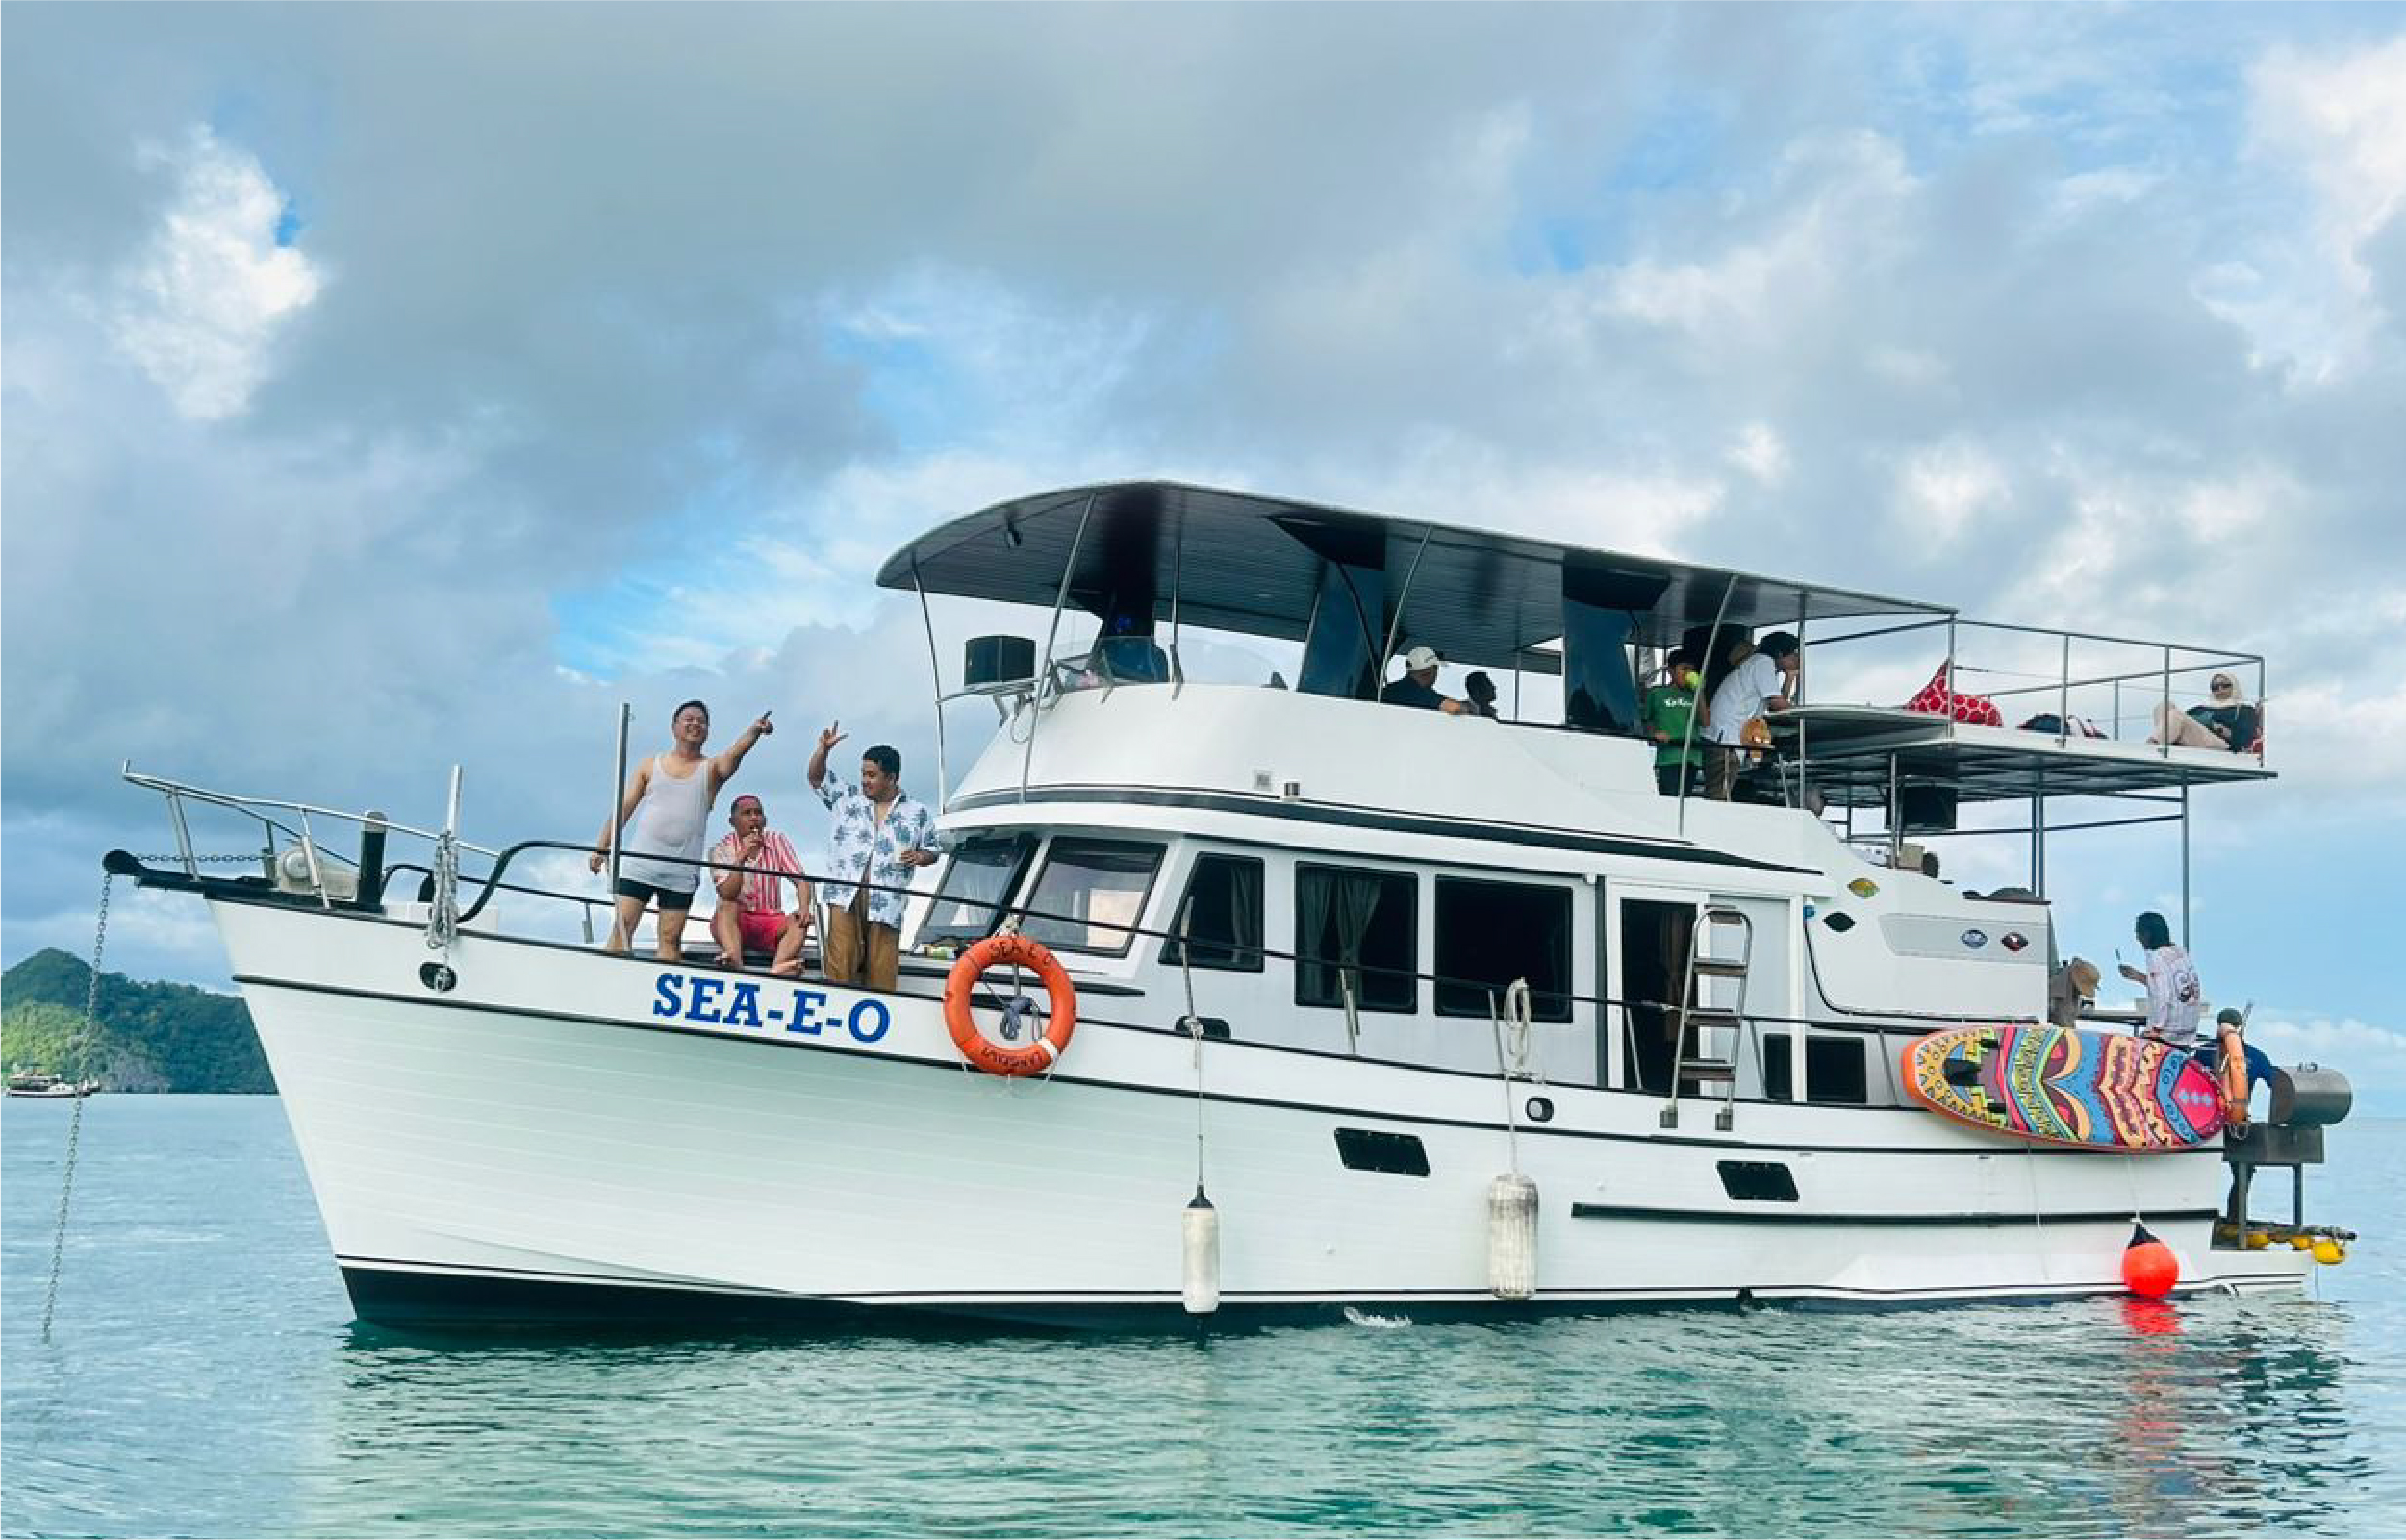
[2121,1221,2179,1299]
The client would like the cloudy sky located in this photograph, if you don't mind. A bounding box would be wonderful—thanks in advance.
[5,5,2403,1098]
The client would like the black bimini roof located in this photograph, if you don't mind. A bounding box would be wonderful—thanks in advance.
[875,481,1949,669]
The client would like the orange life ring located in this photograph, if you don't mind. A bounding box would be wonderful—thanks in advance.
[2218,1026,2251,1125]
[942,933,1078,1076]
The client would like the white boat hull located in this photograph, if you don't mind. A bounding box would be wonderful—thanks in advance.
[217,899,2310,1326]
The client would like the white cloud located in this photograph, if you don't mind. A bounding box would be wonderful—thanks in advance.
[2244,677,2406,807]
[107,126,323,420]
[1866,346,1950,391]
[2252,35,2406,287]
[820,264,1158,447]
[1890,440,2011,549]
[2050,166,2160,218]
[12,883,229,979]
[1728,421,1790,486]
[2224,33,2406,379]
[1584,131,1914,336]
[2171,466,2288,543]
[2247,1013,2406,1092]
[1353,431,1727,559]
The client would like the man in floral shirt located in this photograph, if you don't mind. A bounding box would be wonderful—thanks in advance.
[808,721,937,991]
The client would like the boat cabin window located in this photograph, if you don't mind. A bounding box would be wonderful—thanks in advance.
[1806,1036,1869,1105]
[1760,1033,1794,1101]
[1018,838,1166,957]
[1295,864,1417,1013]
[1163,854,1265,972]
[922,833,1038,943]
[1433,877,1574,1022]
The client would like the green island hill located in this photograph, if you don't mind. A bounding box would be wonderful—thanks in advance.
[3,949,273,1094]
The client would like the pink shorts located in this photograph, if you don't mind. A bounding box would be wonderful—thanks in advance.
[736,910,791,953]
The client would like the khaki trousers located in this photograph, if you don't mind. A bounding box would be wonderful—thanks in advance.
[1706,745,1747,800]
[823,887,900,992]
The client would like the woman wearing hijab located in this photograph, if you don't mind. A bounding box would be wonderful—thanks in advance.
[2152,672,2259,752]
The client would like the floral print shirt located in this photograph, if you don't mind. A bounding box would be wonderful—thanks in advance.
[814,776,936,930]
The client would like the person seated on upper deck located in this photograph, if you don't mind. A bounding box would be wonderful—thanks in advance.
[1701,632,1801,799]
[1088,613,1171,683]
[707,794,814,976]
[1380,646,1470,714]
[1464,671,1502,720]
[2150,673,2259,753]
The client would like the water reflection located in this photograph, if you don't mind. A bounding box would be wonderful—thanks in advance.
[270,1299,2392,1539]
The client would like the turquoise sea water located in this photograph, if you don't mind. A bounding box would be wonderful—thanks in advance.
[5,1097,2402,1539]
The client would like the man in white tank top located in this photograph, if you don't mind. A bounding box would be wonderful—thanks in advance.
[591,699,774,959]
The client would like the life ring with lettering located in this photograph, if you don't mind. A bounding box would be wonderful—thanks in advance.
[943,933,1078,1076]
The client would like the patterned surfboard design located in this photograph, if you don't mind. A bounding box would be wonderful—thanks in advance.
[1902,1024,2224,1152]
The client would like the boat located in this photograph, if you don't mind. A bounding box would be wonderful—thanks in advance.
[6,1071,98,1098]
[110,480,2354,1327]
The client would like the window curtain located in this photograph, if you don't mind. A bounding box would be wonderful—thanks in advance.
[1225,861,1263,965]
[1298,871,1334,1001]
[1331,871,1385,1003]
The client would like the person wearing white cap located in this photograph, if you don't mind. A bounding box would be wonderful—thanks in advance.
[1380,645,1470,714]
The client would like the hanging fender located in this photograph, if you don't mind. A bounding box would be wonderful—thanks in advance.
[942,934,1079,1076]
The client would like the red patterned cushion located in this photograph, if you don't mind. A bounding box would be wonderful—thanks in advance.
[1903,662,2003,727]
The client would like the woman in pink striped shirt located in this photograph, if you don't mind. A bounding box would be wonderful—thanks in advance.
[707,795,814,974]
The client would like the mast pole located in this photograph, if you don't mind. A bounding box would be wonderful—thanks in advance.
[914,562,949,809]
[1376,525,1436,675]
[1023,494,1097,804]
[607,702,630,944]
[1677,574,1739,838]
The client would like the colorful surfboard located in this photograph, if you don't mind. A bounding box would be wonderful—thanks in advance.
[1903,1023,2224,1152]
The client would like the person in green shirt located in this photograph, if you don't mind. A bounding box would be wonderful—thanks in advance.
[1640,648,1703,796]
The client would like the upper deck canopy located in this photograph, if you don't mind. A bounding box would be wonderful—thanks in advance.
[875,481,1950,669]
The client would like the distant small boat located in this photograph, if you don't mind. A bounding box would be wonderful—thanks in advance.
[5,1072,98,1098]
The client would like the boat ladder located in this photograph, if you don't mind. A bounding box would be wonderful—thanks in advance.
[1661,906,1754,1132]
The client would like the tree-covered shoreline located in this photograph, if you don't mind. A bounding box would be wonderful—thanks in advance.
[2,949,273,1094]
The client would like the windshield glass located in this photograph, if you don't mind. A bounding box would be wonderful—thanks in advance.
[922,833,1036,943]
[1018,838,1165,956]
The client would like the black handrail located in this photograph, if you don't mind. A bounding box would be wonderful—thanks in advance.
[386,862,611,915]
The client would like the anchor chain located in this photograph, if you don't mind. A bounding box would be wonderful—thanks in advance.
[40,850,334,1340]
[425,830,461,953]
[42,871,114,1343]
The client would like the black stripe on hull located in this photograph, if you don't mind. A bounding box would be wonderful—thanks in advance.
[338,1265,1672,1335]
[337,1260,2290,1337]
[1571,1203,2223,1226]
